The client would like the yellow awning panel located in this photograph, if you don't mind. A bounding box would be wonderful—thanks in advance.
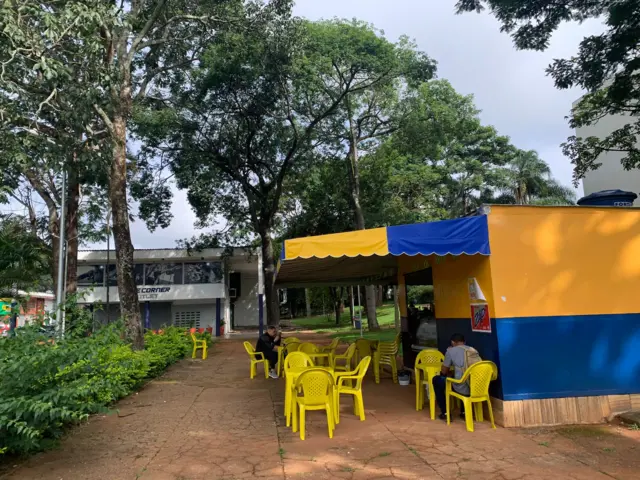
[284,227,389,259]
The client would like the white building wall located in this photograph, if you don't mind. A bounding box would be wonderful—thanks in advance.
[576,107,640,203]
[76,247,261,330]
[233,275,259,327]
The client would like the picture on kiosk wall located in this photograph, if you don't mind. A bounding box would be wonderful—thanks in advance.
[470,303,491,333]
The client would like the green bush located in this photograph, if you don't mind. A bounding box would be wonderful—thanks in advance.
[407,285,434,305]
[0,324,194,455]
[144,327,192,376]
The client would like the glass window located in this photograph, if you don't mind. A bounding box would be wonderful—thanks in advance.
[145,263,183,285]
[184,262,223,284]
[77,265,104,286]
[106,265,117,287]
[103,264,144,286]
[134,264,144,285]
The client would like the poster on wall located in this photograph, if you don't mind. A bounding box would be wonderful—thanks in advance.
[467,278,486,302]
[470,303,491,333]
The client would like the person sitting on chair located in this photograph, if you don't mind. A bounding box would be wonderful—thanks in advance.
[256,326,281,379]
[432,333,474,421]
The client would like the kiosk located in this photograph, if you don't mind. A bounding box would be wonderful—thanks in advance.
[276,205,640,427]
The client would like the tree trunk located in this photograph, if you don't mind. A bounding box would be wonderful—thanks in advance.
[110,114,143,349]
[329,286,344,326]
[345,101,379,331]
[376,286,383,307]
[260,231,280,326]
[65,168,80,296]
[305,288,312,317]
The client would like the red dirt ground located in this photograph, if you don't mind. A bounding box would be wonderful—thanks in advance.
[2,335,639,480]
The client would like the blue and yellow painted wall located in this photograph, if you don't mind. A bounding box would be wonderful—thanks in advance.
[398,205,640,407]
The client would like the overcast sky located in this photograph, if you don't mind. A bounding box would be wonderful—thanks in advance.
[94,0,604,249]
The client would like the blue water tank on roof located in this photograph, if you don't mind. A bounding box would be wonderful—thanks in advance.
[577,189,638,207]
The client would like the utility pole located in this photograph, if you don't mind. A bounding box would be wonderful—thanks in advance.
[62,239,69,334]
[106,207,111,322]
[55,169,67,334]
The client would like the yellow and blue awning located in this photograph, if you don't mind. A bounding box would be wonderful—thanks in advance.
[276,216,489,287]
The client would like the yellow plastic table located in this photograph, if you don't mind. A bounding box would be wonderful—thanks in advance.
[416,363,442,420]
[284,366,334,428]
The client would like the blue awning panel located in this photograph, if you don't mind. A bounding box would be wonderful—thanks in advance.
[386,215,490,256]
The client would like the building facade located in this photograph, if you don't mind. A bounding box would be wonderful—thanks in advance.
[574,99,640,203]
[77,248,264,333]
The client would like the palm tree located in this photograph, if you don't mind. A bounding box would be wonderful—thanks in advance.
[502,150,575,205]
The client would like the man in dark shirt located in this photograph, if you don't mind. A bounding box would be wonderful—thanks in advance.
[256,326,281,378]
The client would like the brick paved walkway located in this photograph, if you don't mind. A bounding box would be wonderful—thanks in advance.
[3,336,638,480]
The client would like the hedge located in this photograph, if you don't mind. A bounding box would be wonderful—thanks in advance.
[0,325,193,455]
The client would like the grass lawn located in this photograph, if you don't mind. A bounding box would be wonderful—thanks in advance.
[289,304,400,343]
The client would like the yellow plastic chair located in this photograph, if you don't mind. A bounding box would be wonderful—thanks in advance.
[285,341,301,354]
[284,352,315,427]
[373,338,399,384]
[318,338,340,367]
[320,338,340,357]
[414,349,445,418]
[190,329,208,360]
[331,342,357,372]
[354,338,373,365]
[243,341,268,379]
[283,337,300,345]
[292,368,335,440]
[446,360,498,432]
[333,356,371,424]
[298,342,317,355]
[298,342,321,364]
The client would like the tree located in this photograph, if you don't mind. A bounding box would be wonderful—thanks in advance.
[1,0,269,347]
[302,20,436,329]
[0,2,112,300]
[328,286,345,326]
[283,157,353,239]
[0,157,110,297]
[137,8,378,326]
[382,80,514,218]
[456,0,640,184]
[0,215,50,295]
[501,150,575,205]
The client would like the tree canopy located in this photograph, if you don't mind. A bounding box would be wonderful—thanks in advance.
[0,215,50,295]
[456,0,640,183]
[1,2,575,332]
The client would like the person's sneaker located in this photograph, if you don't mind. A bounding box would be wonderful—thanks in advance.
[438,413,448,421]
[269,370,279,379]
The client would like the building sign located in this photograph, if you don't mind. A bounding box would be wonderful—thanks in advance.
[470,303,491,333]
[137,286,171,301]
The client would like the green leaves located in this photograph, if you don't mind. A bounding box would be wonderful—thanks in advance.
[0,215,50,292]
[0,324,192,455]
[457,0,640,182]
